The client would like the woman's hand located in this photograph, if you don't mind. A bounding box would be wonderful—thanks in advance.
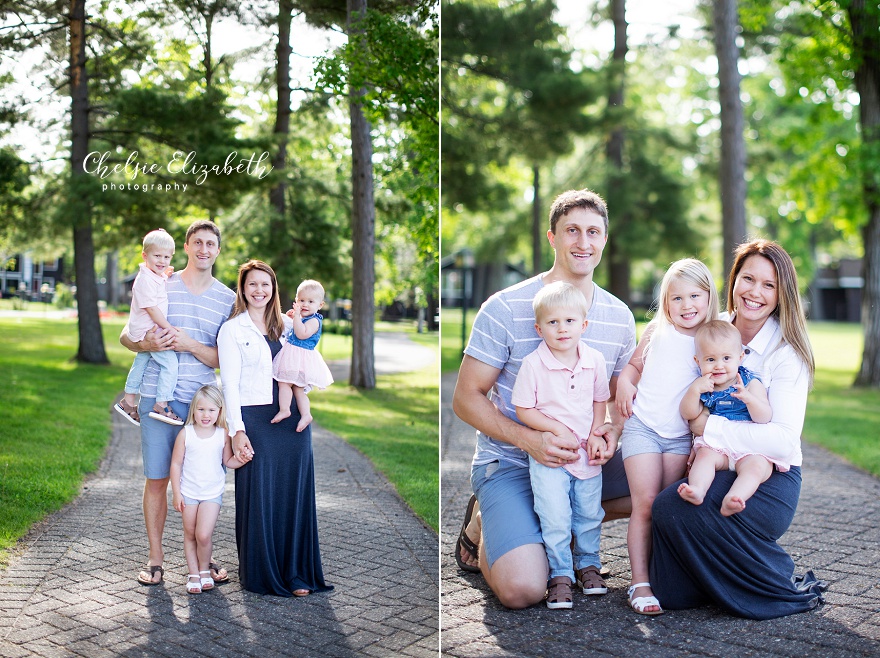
[232,431,254,462]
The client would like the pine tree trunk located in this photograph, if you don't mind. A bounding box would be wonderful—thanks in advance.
[348,0,376,389]
[271,0,293,306]
[713,0,748,297]
[70,0,108,364]
[531,164,541,275]
[606,0,630,305]
[849,0,880,387]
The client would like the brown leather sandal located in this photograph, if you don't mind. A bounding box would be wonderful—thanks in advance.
[546,576,573,609]
[576,565,608,595]
[114,400,141,426]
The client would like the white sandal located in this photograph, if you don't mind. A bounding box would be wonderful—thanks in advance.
[627,582,664,616]
[186,574,202,594]
[199,570,215,591]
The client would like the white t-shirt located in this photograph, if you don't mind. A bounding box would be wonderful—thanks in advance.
[632,322,701,438]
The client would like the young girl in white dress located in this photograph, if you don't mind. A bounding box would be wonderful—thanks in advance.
[271,279,334,431]
[169,385,245,594]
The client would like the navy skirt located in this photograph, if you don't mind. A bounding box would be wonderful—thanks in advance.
[234,338,333,597]
[650,466,826,620]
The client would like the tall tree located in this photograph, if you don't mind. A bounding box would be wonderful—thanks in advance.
[713,0,748,288]
[605,0,630,303]
[270,0,294,303]
[347,0,376,389]
[847,0,880,387]
[441,0,598,272]
[69,0,108,364]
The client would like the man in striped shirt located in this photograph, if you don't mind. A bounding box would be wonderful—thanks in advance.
[453,189,637,608]
[120,220,236,586]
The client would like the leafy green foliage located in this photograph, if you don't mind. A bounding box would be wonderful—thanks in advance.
[441,0,599,211]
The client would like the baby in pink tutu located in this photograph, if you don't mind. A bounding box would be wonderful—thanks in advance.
[271,279,334,430]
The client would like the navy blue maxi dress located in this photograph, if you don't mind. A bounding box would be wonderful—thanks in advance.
[234,337,333,596]
[650,467,825,620]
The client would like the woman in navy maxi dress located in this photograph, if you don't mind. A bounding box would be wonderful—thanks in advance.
[218,260,332,597]
[650,240,826,620]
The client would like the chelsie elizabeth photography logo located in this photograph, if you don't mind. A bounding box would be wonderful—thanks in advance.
[84,150,273,192]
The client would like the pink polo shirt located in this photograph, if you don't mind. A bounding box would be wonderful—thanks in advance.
[127,263,169,341]
[511,340,610,479]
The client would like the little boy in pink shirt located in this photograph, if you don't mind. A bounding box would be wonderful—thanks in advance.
[114,229,183,427]
[512,281,610,609]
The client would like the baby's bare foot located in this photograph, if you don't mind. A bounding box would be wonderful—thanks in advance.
[721,495,746,516]
[678,482,705,505]
[296,413,313,433]
[271,409,291,424]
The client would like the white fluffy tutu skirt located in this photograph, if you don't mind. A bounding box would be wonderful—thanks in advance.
[272,343,334,393]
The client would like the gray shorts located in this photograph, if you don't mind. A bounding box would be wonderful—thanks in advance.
[470,450,630,569]
[620,413,692,460]
[139,397,189,479]
[182,494,223,507]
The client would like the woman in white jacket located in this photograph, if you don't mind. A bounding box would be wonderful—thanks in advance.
[217,260,332,597]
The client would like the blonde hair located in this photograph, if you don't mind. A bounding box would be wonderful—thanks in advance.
[297,279,325,301]
[142,229,175,253]
[532,281,588,322]
[230,260,285,341]
[643,258,720,357]
[185,385,228,430]
[694,320,742,354]
[727,239,814,386]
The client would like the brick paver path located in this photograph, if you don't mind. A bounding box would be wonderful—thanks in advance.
[441,372,880,658]
[0,335,438,658]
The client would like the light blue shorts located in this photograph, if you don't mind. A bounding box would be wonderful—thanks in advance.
[139,397,189,479]
[620,413,693,460]
[182,494,223,507]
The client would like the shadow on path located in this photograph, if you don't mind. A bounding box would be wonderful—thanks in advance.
[0,333,438,657]
[441,372,880,658]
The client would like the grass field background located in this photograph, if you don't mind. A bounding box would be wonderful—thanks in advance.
[0,313,438,566]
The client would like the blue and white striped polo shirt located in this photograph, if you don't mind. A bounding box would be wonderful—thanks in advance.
[464,274,636,468]
[139,273,235,404]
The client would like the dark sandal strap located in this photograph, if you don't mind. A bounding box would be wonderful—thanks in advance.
[547,577,573,604]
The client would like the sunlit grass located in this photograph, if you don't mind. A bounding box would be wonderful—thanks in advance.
[0,314,439,566]
[311,361,439,531]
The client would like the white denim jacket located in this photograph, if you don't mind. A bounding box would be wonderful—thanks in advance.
[217,311,292,437]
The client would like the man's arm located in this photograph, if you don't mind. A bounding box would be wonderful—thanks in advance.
[171,328,220,369]
[119,324,175,354]
[452,355,580,466]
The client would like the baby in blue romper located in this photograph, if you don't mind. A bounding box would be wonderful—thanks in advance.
[678,320,776,517]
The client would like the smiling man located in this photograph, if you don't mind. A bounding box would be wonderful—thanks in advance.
[120,220,236,586]
[452,188,637,609]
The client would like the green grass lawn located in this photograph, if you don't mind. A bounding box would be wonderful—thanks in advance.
[311,363,438,532]
[440,308,475,373]
[441,308,879,478]
[803,322,880,478]
[0,315,438,566]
